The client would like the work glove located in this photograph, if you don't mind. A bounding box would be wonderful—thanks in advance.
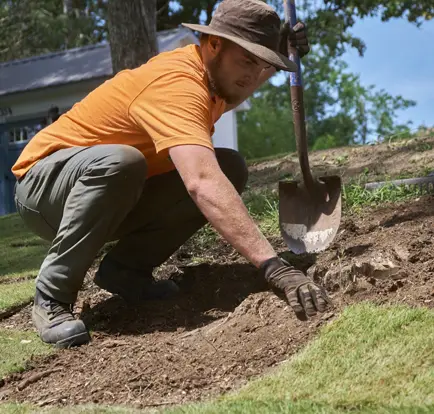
[260,257,331,320]
[279,21,310,58]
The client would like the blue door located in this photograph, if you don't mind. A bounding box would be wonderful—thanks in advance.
[0,118,47,216]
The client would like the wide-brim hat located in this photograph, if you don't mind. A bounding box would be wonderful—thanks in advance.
[182,0,298,72]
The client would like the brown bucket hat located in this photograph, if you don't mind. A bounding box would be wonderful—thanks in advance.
[182,0,298,72]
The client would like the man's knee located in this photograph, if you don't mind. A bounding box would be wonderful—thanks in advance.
[215,148,248,194]
[86,145,147,193]
[103,145,147,178]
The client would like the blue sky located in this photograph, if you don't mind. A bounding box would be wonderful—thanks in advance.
[342,16,434,130]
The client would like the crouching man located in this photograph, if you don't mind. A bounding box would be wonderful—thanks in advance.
[12,0,331,348]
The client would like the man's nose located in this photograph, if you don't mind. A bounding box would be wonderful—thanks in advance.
[244,67,261,83]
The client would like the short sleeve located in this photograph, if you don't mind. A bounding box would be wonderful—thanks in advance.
[128,71,215,153]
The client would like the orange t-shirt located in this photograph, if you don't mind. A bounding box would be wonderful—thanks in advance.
[12,44,226,179]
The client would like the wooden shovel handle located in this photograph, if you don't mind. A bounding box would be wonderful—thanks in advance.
[284,0,315,189]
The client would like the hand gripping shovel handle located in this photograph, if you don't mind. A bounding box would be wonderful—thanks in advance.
[284,0,315,189]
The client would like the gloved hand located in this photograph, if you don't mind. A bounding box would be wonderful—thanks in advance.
[279,21,310,58]
[260,256,331,320]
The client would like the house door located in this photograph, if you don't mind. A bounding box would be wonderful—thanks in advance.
[0,118,47,216]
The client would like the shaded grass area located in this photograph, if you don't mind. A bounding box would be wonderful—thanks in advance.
[0,329,52,379]
[0,214,48,279]
[0,214,45,313]
[0,281,36,314]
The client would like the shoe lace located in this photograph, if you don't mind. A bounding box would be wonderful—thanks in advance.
[47,301,72,320]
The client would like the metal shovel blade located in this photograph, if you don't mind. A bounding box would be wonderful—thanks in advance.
[279,175,342,254]
[279,0,342,254]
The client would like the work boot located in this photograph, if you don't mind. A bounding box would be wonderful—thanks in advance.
[32,288,91,348]
[94,256,180,304]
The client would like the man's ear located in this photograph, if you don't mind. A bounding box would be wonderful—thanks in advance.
[208,35,222,56]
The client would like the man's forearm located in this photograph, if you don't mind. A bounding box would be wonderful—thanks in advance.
[189,171,277,267]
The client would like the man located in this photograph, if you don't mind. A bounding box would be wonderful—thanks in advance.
[12,0,331,349]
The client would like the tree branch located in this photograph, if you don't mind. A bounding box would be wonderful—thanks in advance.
[157,0,170,16]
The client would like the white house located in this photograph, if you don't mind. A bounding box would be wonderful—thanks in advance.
[0,28,250,216]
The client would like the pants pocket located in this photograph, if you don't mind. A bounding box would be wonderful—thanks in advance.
[15,198,56,242]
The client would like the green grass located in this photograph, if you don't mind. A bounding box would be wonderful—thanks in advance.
[0,404,146,413]
[343,181,429,213]
[0,329,52,379]
[0,214,48,279]
[162,303,433,414]
[0,280,36,314]
[0,214,46,313]
[1,403,433,414]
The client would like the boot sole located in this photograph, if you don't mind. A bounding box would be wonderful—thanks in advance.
[55,331,91,349]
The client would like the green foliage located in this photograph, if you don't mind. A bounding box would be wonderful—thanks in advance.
[237,52,415,158]
[234,0,424,157]
[157,0,218,30]
[303,55,415,146]
[0,0,107,62]
[237,82,296,159]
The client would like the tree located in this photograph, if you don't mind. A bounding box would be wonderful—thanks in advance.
[237,49,416,159]
[157,0,218,31]
[0,0,106,63]
[237,81,296,159]
[106,0,157,73]
[0,0,429,157]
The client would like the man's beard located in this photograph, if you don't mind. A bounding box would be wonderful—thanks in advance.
[206,52,239,104]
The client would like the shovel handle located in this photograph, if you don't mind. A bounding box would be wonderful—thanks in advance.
[284,0,315,189]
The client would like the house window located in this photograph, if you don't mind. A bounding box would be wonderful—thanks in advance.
[7,120,47,146]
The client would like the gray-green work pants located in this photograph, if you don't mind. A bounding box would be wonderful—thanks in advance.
[14,145,248,304]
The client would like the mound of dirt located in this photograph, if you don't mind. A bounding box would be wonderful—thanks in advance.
[1,195,433,409]
[248,135,434,190]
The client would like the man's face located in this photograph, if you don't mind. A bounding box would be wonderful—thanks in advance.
[206,39,271,104]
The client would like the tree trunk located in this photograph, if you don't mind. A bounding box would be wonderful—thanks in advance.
[206,1,218,25]
[63,0,73,15]
[107,0,158,74]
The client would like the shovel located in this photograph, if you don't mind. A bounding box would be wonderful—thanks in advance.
[278,0,342,254]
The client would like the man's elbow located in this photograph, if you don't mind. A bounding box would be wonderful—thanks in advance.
[183,171,215,200]
[183,173,206,198]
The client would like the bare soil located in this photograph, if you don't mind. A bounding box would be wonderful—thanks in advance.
[0,138,433,410]
[248,135,434,190]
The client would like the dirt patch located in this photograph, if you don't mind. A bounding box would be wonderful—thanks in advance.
[248,135,434,191]
[1,269,319,408]
[0,194,433,409]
